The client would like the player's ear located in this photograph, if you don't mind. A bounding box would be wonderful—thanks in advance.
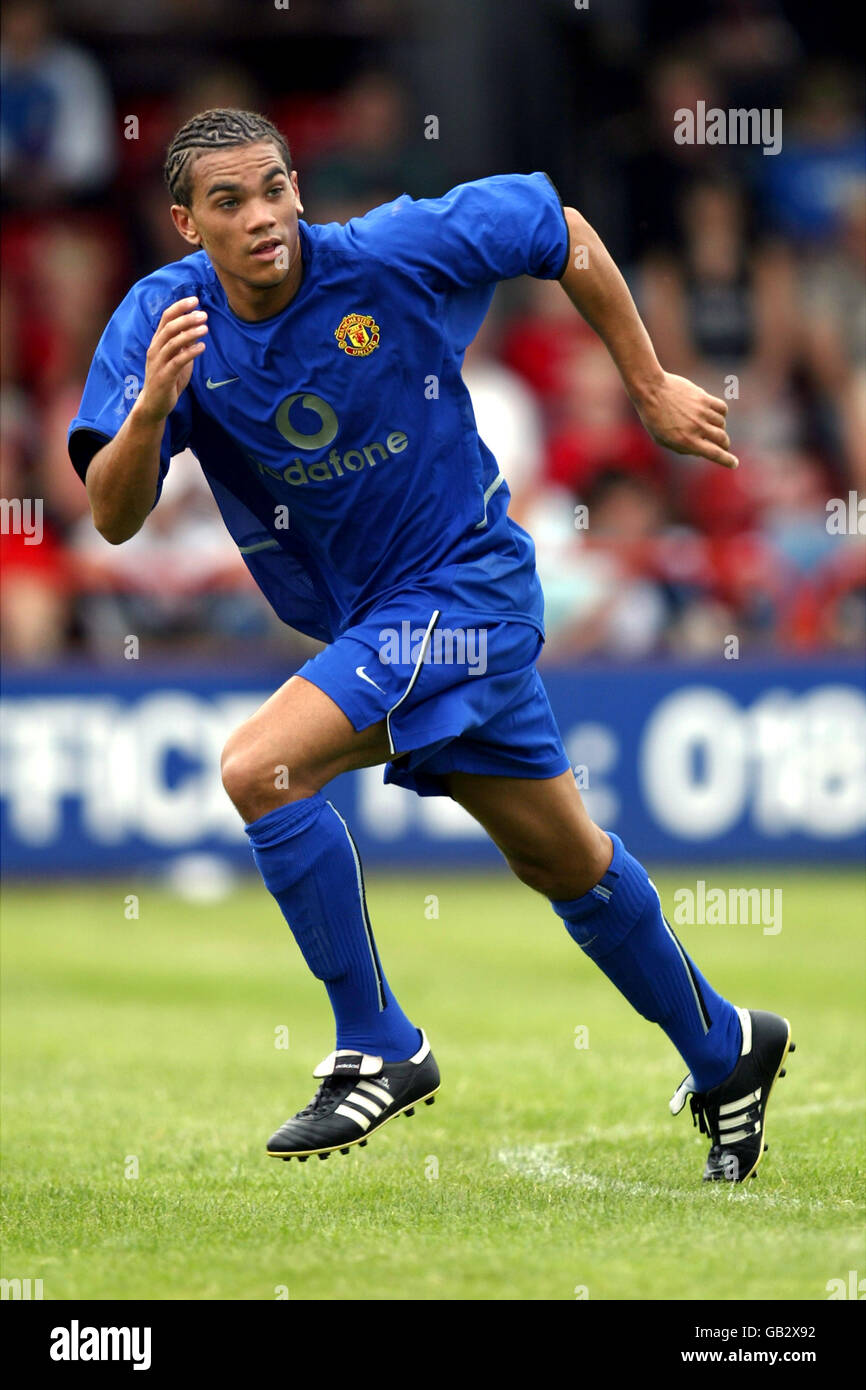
[170,204,203,247]
[290,170,303,215]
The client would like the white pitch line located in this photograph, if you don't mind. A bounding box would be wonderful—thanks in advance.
[497,1098,866,1210]
[496,1146,834,1208]
[559,1097,866,1147]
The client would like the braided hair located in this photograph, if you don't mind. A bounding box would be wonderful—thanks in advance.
[163,108,292,206]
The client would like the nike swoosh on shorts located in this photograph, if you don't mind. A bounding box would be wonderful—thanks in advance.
[356,666,386,694]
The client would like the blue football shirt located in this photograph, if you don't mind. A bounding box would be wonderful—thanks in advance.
[68,172,570,643]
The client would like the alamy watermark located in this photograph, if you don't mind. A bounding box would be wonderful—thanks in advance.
[378,622,488,675]
[0,497,43,545]
[826,492,865,535]
[1,1277,43,1299]
[826,1270,865,1299]
[673,880,782,935]
[49,1322,151,1370]
[674,102,782,156]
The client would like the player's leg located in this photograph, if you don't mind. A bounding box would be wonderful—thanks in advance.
[224,672,440,1161]
[444,766,793,1181]
[440,765,612,900]
[220,671,390,819]
[222,673,421,1060]
[443,768,743,1089]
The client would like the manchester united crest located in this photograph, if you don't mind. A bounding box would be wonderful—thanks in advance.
[335,312,381,357]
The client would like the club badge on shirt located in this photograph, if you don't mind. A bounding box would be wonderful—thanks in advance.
[334,312,381,357]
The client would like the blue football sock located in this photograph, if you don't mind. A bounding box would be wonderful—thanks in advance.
[552,833,741,1092]
[245,794,421,1061]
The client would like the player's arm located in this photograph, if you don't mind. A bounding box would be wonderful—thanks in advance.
[86,296,207,543]
[558,206,738,470]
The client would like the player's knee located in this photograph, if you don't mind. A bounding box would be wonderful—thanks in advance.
[506,841,610,900]
[506,853,562,898]
[220,730,258,812]
[220,724,310,815]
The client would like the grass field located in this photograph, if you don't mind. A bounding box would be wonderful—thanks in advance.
[1,869,864,1302]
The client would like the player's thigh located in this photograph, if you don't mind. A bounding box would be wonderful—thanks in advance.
[444,768,611,897]
[221,673,391,803]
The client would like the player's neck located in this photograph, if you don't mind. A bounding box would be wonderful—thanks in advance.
[221,238,305,323]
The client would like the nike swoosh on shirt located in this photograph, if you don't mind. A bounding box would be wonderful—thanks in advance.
[356,666,387,694]
[205,376,240,389]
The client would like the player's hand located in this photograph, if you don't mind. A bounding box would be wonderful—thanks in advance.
[134,297,208,425]
[633,371,738,469]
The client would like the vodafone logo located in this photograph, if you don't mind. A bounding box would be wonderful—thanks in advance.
[274,393,338,450]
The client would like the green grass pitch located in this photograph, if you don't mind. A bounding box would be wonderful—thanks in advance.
[1,869,864,1301]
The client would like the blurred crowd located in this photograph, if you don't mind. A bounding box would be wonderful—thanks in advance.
[1,0,863,666]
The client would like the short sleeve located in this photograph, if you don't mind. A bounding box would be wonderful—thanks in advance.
[67,283,193,504]
[345,172,570,290]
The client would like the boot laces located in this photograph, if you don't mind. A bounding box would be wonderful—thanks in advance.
[689,1093,717,1142]
[293,1075,356,1121]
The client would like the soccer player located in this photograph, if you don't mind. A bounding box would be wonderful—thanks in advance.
[68,109,794,1182]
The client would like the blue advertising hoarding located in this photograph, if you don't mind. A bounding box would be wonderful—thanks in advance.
[1,660,864,875]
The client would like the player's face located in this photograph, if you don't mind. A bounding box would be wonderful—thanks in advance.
[171,141,305,319]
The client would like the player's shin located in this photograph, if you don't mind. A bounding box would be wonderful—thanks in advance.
[551,832,741,1092]
[244,793,421,1060]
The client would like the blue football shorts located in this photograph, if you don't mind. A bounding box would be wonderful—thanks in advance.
[294,602,571,797]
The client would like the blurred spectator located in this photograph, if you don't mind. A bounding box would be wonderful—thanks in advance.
[799,178,866,488]
[2,221,126,542]
[532,471,678,660]
[640,179,799,383]
[0,0,115,206]
[760,63,865,245]
[624,51,734,260]
[639,177,807,479]
[0,523,70,663]
[303,70,445,222]
[757,448,838,572]
[697,0,800,109]
[501,276,596,412]
[0,297,70,663]
[545,340,665,501]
